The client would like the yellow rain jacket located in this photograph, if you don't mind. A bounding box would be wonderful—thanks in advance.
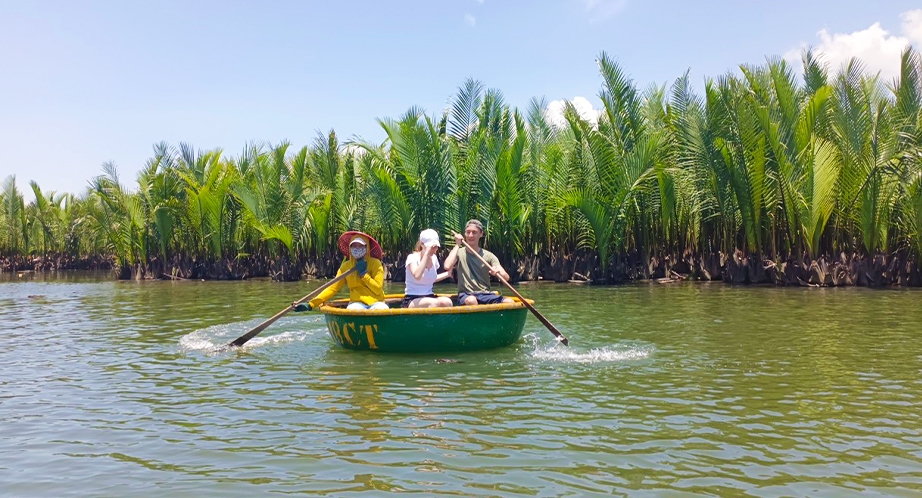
[309,257,386,309]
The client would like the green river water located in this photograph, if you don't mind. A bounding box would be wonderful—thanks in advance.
[1,271,921,497]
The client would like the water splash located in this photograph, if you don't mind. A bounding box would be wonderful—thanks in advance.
[532,346,650,363]
[523,332,652,363]
[178,318,321,353]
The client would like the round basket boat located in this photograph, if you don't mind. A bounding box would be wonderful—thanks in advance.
[318,293,530,353]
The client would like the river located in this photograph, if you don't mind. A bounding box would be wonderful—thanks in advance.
[2,271,920,496]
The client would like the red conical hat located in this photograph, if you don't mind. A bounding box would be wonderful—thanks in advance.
[337,231,383,259]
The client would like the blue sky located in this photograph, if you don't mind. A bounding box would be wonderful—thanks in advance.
[2,0,921,198]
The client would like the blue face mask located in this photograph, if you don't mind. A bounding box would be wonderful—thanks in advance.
[351,247,366,259]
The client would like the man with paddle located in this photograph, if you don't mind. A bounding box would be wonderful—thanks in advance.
[443,219,514,305]
[443,219,570,346]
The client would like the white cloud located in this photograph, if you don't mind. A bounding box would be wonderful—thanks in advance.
[464,14,476,27]
[903,9,922,42]
[342,143,367,158]
[544,97,602,129]
[581,0,627,23]
[784,9,922,83]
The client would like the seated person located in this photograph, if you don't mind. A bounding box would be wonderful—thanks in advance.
[403,229,452,308]
[295,231,388,311]
[442,219,513,305]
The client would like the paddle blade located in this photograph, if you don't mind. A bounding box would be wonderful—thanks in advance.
[225,266,357,349]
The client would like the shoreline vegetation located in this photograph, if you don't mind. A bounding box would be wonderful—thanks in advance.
[3,50,922,288]
[2,250,919,287]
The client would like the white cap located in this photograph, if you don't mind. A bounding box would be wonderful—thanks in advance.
[419,229,440,247]
[349,235,367,246]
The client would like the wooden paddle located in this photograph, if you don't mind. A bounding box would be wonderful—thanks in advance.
[226,266,357,348]
[453,232,569,346]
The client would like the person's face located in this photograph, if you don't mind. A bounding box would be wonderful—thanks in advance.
[464,226,482,245]
[350,242,366,258]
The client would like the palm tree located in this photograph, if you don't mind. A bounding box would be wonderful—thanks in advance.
[301,130,355,268]
[27,181,67,254]
[173,144,236,261]
[562,52,663,275]
[137,142,185,264]
[830,59,899,255]
[890,48,922,261]
[1,175,26,254]
[235,142,296,257]
[89,162,146,274]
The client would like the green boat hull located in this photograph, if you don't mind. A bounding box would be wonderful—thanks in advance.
[319,295,529,353]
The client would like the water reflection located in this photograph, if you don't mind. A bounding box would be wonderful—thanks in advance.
[1,274,921,496]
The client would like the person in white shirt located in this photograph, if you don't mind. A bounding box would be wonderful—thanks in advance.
[403,229,453,308]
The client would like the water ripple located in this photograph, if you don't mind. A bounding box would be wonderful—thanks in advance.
[1,275,922,496]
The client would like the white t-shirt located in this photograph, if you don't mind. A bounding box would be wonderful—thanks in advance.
[404,252,439,296]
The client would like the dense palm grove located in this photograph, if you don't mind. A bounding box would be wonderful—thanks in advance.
[3,50,922,285]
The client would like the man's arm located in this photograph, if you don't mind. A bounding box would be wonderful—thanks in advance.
[443,233,464,272]
[486,253,510,281]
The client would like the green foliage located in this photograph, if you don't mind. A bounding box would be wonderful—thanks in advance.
[6,50,922,280]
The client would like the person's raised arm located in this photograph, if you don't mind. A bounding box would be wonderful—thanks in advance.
[442,232,464,271]
[407,257,424,281]
[408,245,436,281]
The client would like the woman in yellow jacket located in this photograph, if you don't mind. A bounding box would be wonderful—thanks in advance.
[295,231,389,311]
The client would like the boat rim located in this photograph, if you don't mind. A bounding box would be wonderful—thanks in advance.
[319,293,533,316]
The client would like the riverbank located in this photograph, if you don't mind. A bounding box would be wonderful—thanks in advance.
[5,249,921,287]
[0,254,113,273]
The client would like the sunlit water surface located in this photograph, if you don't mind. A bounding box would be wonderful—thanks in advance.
[2,271,921,496]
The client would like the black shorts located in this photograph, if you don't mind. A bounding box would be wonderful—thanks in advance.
[457,292,505,305]
[402,294,437,308]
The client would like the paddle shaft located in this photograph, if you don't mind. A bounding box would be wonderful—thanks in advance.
[228,266,358,347]
[453,233,569,346]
